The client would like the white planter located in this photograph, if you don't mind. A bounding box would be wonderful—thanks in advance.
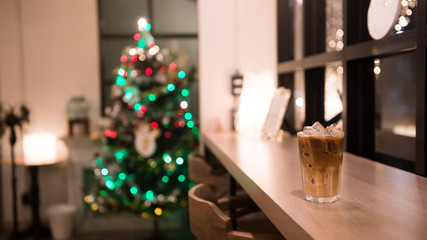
[47,204,77,240]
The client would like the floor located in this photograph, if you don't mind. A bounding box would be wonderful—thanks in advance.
[0,210,196,240]
[0,226,195,240]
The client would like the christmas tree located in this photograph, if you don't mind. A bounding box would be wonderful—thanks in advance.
[85,17,198,222]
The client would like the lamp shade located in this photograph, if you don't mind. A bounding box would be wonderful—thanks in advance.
[23,132,58,166]
[235,71,276,137]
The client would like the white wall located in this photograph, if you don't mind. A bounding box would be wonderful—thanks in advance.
[198,0,277,133]
[0,0,100,227]
[0,0,277,227]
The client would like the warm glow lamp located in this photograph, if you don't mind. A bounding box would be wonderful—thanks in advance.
[23,132,57,165]
[235,71,276,137]
[21,132,68,239]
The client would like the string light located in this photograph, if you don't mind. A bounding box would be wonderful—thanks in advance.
[91,203,99,211]
[162,176,169,183]
[141,212,149,219]
[167,84,175,91]
[154,207,162,216]
[169,63,177,70]
[106,180,115,190]
[130,187,138,195]
[178,175,186,182]
[148,94,156,101]
[145,68,153,75]
[139,105,147,113]
[163,154,172,163]
[129,48,137,55]
[184,113,192,120]
[119,172,126,180]
[120,55,127,63]
[101,168,109,176]
[145,190,154,201]
[187,121,194,128]
[116,76,126,86]
[145,23,151,31]
[180,101,188,109]
[178,71,186,78]
[151,122,159,129]
[181,88,189,97]
[134,103,141,111]
[176,157,184,165]
[133,33,141,41]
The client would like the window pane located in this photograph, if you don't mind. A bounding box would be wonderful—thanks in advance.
[100,0,149,34]
[324,63,343,124]
[278,73,296,133]
[101,38,136,79]
[152,0,197,34]
[155,38,198,72]
[375,52,416,162]
[277,0,295,61]
[325,0,343,52]
[304,0,325,55]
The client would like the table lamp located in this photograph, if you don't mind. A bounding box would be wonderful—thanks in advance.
[21,132,68,239]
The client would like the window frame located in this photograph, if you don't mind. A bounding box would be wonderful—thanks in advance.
[277,0,426,176]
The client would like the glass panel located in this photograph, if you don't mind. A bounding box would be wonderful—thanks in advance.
[324,63,343,125]
[304,0,325,56]
[152,0,197,34]
[101,39,136,79]
[325,0,343,52]
[155,38,198,73]
[278,73,296,133]
[100,0,149,34]
[393,0,417,34]
[278,0,295,62]
[375,52,416,162]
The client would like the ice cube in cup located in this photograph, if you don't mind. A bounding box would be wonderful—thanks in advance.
[297,122,344,202]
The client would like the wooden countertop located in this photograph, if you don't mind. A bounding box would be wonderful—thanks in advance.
[202,131,427,240]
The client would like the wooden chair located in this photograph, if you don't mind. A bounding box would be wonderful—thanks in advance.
[189,183,285,240]
[189,154,229,198]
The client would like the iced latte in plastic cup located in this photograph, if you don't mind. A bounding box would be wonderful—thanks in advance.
[297,122,344,202]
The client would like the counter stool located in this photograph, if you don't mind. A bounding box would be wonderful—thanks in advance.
[189,183,285,240]
[189,154,229,198]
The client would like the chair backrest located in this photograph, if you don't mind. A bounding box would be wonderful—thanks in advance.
[189,184,232,240]
[189,154,228,186]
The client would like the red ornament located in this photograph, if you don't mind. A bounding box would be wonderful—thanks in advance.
[133,33,141,41]
[110,131,117,138]
[105,129,111,137]
[169,63,177,70]
[139,105,147,113]
[145,68,153,75]
[151,122,159,129]
[174,120,180,127]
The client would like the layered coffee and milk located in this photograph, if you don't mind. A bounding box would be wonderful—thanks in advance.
[297,122,344,202]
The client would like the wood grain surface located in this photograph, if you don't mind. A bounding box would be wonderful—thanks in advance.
[202,131,427,240]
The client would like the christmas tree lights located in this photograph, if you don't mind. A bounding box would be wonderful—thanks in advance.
[86,17,198,221]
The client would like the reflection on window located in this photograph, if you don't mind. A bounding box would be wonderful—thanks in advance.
[324,63,343,124]
[374,52,416,163]
[326,0,343,52]
[394,0,417,34]
[374,55,416,138]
